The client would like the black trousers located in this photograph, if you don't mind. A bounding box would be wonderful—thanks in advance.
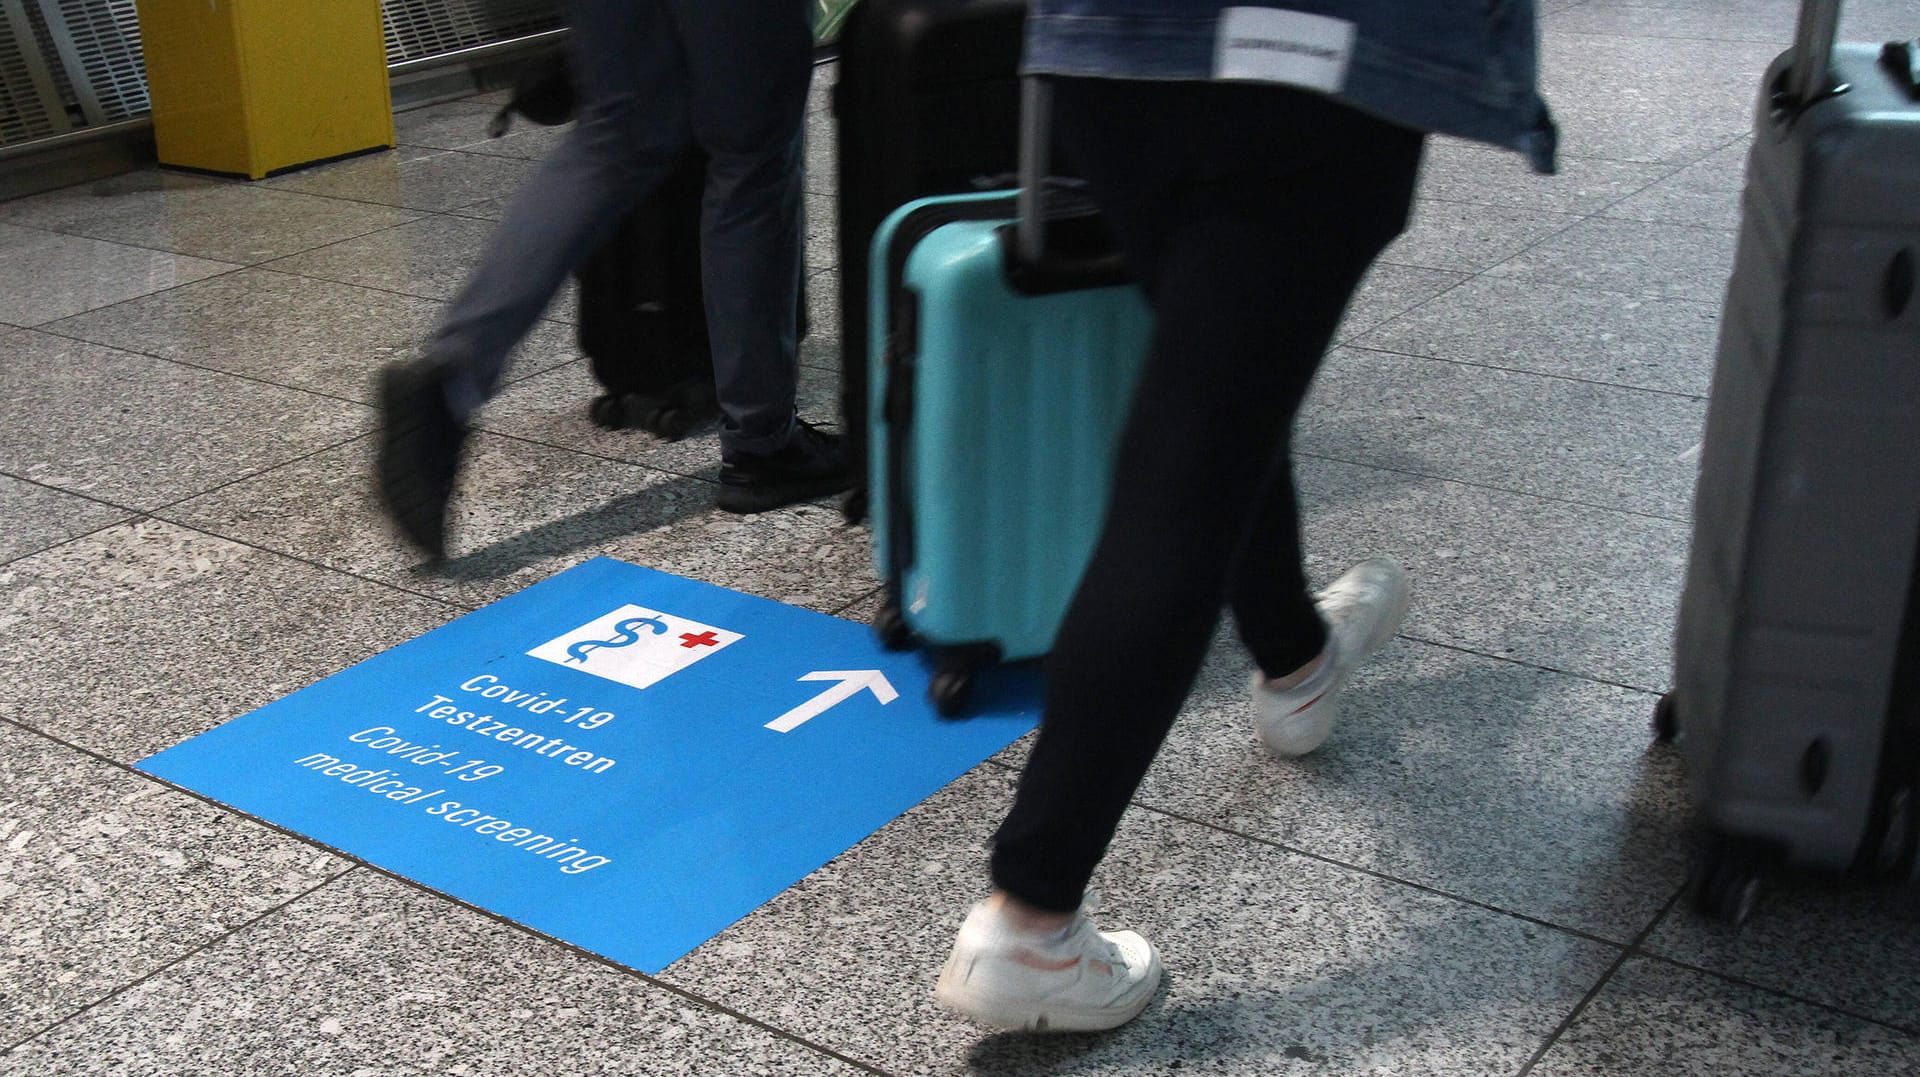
[989,78,1427,912]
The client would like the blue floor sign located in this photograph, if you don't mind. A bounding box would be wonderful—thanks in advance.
[139,558,1040,973]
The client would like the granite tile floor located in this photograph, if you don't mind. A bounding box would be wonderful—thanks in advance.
[5,2,1919,1073]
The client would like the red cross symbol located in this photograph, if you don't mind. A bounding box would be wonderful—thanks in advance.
[679,631,721,649]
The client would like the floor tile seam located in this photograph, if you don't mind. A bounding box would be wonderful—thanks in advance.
[377,142,538,176]
[235,856,895,1075]
[828,585,885,618]
[0,744,891,1075]
[28,309,555,418]
[1502,214,1741,240]
[1336,338,1712,403]
[0,470,146,519]
[1586,128,1757,227]
[1631,949,1920,1039]
[1397,199,1739,293]
[130,421,380,512]
[137,424,841,618]
[1391,630,1669,696]
[1372,203,1592,292]
[17,260,254,332]
[246,263,578,337]
[1408,172,1676,219]
[458,422,725,488]
[393,131,522,155]
[1289,447,1694,527]
[1512,883,1690,1076]
[1105,798,1640,950]
[0,645,883,1067]
[473,352,846,435]
[139,503,480,614]
[454,421,868,529]
[1418,140,1695,215]
[396,100,500,121]
[250,173,499,217]
[1,379,377,522]
[0,514,145,573]
[20,315,368,411]
[1548,28,1812,50]
[255,212,454,275]
[970,630,1668,757]
[3,209,431,271]
[1,859,358,1055]
[1354,171,1732,382]
[0,718,408,896]
[0,725,372,865]
[1542,26,1789,49]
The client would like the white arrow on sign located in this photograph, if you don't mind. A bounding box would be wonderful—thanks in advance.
[764,670,899,733]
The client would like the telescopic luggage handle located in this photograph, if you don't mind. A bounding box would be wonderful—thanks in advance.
[1015,77,1052,266]
[1789,0,1842,106]
[1005,76,1133,294]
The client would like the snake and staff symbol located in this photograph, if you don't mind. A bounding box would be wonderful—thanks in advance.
[566,614,669,663]
[531,604,742,689]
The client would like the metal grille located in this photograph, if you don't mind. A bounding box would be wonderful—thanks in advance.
[41,0,147,125]
[0,0,567,150]
[0,0,68,144]
[21,0,75,110]
[382,0,561,65]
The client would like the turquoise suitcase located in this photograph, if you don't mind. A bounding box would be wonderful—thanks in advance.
[867,187,1152,714]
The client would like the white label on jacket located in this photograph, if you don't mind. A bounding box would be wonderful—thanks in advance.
[1213,7,1356,93]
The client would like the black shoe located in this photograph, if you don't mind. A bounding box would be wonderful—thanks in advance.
[716,420,854,514]
[376,362,469,560]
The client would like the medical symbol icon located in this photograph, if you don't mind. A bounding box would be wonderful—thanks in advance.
[566,615,668,663]
[530,604,743,690]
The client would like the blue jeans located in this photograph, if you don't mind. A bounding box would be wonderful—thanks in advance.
[429,0,813,457]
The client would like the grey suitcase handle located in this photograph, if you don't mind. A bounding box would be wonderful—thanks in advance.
[1790,0,1842,105]
[1004,77,1133,295]
[1015,77,1052,266]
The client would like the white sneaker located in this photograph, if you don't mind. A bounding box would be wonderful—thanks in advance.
[1253,557,1410,757]
[935,901,1162,1032]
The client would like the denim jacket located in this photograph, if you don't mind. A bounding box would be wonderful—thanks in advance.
[1024,0,1557,173]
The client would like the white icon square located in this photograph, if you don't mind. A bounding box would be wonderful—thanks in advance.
[529,605,742,690]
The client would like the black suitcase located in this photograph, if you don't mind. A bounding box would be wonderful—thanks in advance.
[831,0,1028,518]
[492,54,806,441]
[575,154,723,439]
[1656,0,1920,922]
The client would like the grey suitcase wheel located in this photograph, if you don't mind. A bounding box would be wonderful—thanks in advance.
[930,668,973,718]
[1694,841,1763,925]
[873,601,913,651]
[1652,693,1680,744]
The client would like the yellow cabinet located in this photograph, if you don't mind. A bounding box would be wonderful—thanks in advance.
[135,0,396,179]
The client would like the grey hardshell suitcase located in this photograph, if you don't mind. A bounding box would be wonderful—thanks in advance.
[1658,0,1920,922]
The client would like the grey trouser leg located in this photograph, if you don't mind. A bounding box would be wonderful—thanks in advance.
[428,0,691,422]
[427,0,813,460]
[672,0,813,456]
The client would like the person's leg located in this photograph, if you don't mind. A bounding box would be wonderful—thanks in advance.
[1227,442,1326,677]
[376,0,694,558]
[428,0,694,417]
[938,79,1424,1032]
[991,78,1423,915]
[670,0,811,454]
[667,0,851,513]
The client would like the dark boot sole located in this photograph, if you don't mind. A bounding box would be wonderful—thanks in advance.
[375,366,465,560]
[714,472,856,515]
